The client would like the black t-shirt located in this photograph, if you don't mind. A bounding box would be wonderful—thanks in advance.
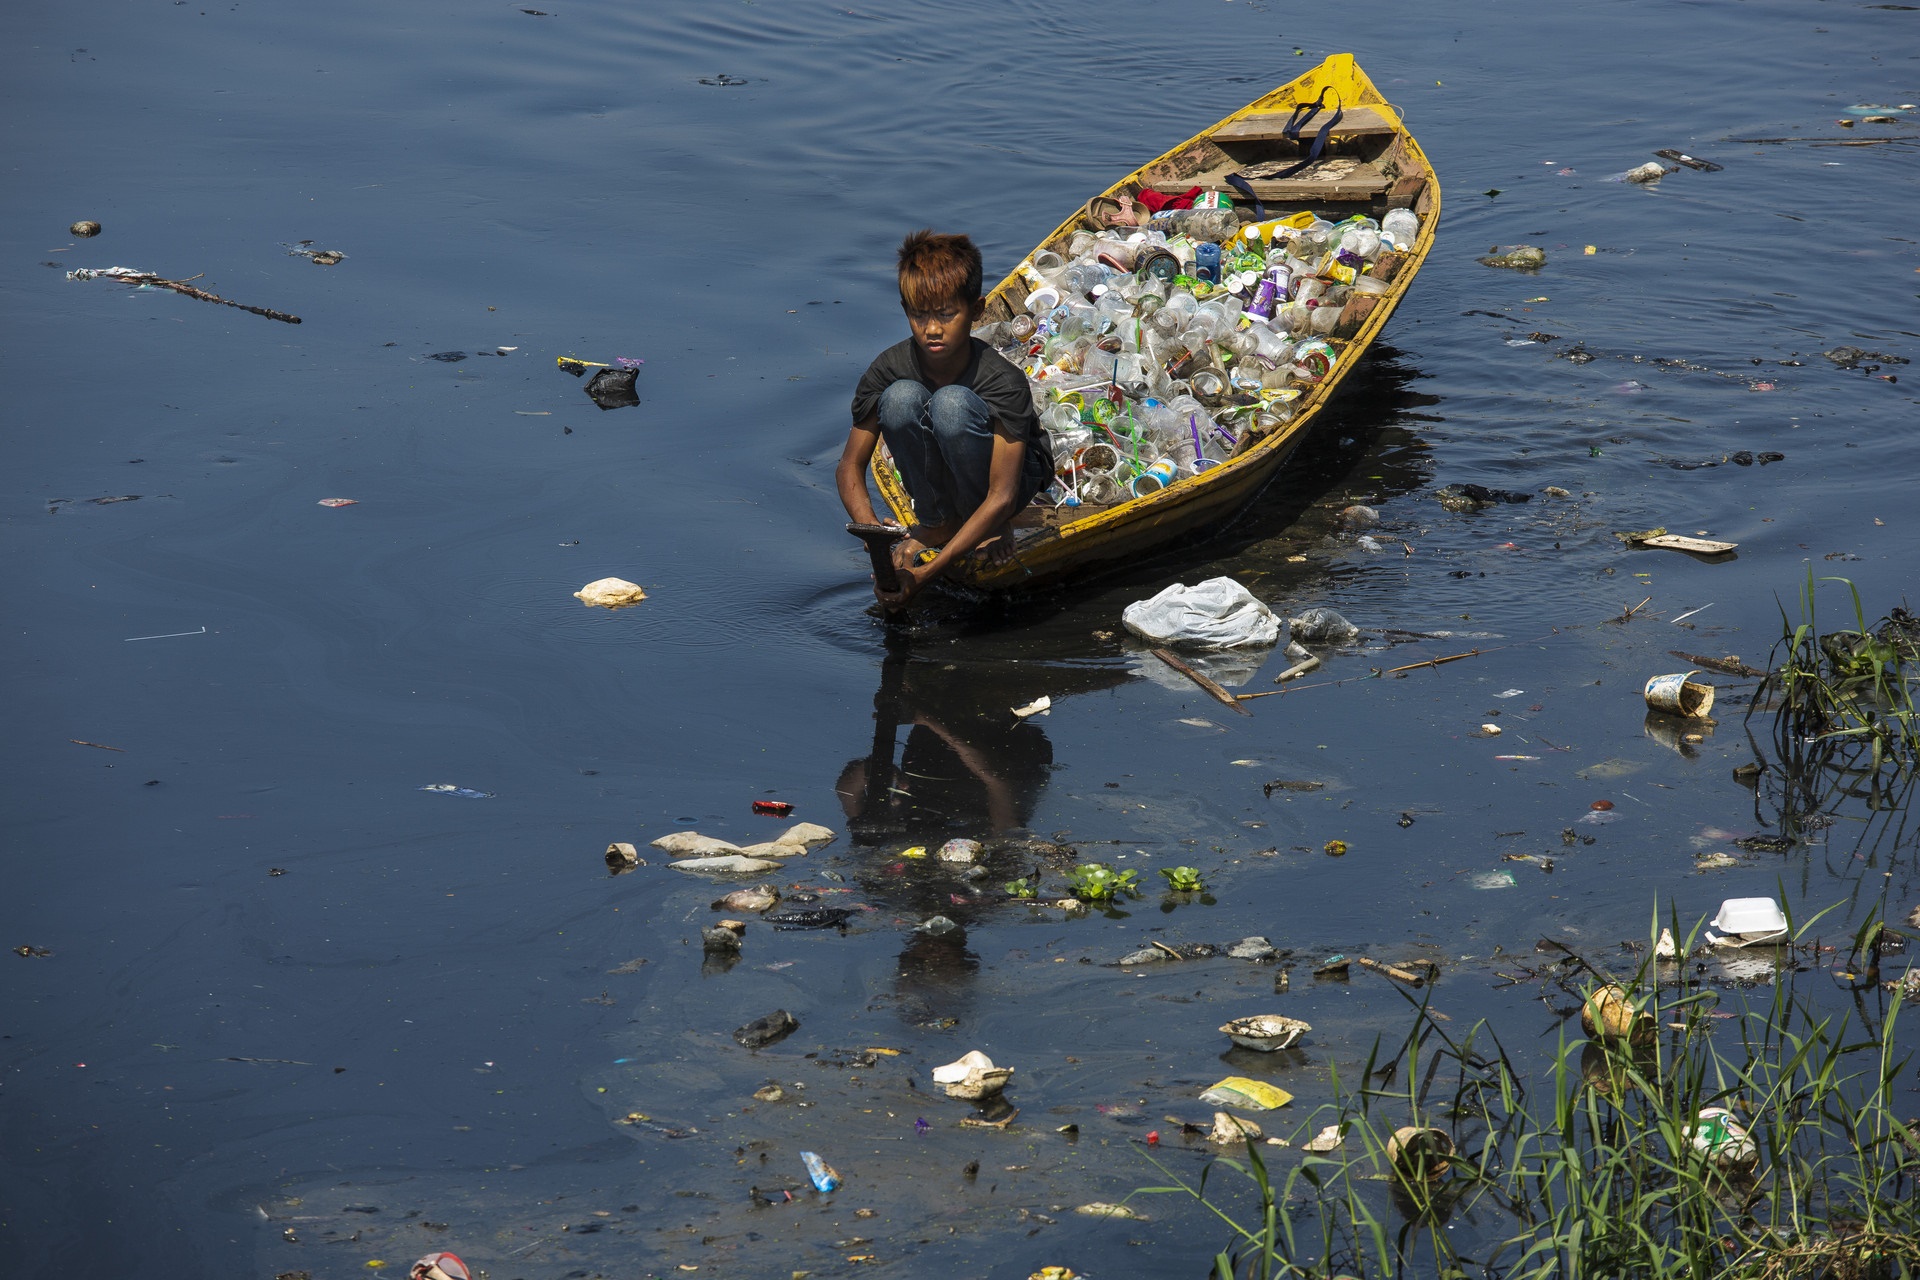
[851,338,1040,447]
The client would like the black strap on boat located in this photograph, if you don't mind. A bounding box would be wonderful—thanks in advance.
[1225,88,1344,220]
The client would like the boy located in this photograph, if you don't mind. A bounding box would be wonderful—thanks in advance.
[837,230,1052,608]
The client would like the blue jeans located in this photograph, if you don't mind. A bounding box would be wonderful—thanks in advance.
[876,380,1049,529]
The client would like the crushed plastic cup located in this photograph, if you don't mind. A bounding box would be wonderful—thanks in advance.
[1688,1106,1758,1170]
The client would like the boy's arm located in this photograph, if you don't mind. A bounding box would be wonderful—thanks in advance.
[880,424,1026,605]
[835,414,885,527]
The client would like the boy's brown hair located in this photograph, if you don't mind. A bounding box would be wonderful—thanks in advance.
[898,230,982,311]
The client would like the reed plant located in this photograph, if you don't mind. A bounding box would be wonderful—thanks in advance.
[1746,575,1920,874]
[1136,912,1920,1279]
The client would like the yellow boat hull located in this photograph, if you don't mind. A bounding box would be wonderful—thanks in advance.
[871,52,1438,592]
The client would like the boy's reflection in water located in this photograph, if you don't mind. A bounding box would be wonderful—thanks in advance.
[835,635,1129,1023]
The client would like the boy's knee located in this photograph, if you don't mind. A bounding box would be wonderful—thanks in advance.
[877,379,930,428]
[926,385,990,437]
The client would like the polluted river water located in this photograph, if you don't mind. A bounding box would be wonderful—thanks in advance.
[3,0,1919,1276]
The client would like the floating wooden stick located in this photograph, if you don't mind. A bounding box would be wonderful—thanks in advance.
[72,268,300,324]
[1382,648,1483,676]
[1357,956,1425,986]
[1669,649,1768,679]
[1152,648,1251,715]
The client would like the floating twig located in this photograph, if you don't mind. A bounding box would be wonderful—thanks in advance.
[70,738,125,752]
[124,626,207,642]
[1357,956,1426,986]
[68,267,300,324]
[1669,649,1768,679]
[1603,596,1655,625]
[1152,648,1251,716]
[1382,652,1482,679]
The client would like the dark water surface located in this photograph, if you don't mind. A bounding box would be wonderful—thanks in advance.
[5,0,1918,1275]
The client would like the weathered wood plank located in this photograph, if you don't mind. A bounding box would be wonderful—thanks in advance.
[1211,104,1397,142]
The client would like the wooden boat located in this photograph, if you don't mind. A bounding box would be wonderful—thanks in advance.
[870,53,1438,592]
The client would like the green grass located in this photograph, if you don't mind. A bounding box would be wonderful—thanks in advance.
[1135,914,1920,1279]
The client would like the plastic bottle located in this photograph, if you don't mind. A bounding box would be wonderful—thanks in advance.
[1380,208,1418,252]
[1340,226,1380,260]
[1146,207,1244,243]
[801,1152,841,1194]
[1193,241,1221,284]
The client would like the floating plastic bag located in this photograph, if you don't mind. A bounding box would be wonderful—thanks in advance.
[1287,606,1360,644]
[1122,577,1280,649]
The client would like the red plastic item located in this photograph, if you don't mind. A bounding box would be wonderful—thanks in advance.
[1146,1130,1160,1146]
[752,800,794,816]
[412,1255,471,1280]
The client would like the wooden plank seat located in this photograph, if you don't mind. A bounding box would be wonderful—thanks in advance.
[1211,103,1397,143]
[1144,155,1390,204]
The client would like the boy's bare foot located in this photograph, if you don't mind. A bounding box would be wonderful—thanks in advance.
[967,521,1019,567]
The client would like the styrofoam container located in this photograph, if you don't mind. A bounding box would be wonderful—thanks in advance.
[1710,897,1789,943]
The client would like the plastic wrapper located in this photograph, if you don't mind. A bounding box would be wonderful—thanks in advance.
[1287,606,1360,644]
[1122,576,1280,649]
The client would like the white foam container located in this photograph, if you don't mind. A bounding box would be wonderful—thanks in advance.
[1709,897,1789,945]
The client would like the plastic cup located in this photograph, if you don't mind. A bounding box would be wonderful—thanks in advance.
[1643,671,1714,717]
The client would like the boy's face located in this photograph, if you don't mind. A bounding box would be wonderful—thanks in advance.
[902,292,985,362]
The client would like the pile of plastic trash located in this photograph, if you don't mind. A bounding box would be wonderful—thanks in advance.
[974,202,1421,508]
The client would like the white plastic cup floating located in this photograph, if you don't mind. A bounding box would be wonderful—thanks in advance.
[1644,671,1715,717]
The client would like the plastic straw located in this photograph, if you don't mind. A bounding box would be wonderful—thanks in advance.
[1189,413,1205,464]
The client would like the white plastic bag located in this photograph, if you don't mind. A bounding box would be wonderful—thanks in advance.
[1122,577,1281,649]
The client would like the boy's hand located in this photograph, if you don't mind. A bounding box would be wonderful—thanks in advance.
[875,561,930,610]
[891,535,927,571]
